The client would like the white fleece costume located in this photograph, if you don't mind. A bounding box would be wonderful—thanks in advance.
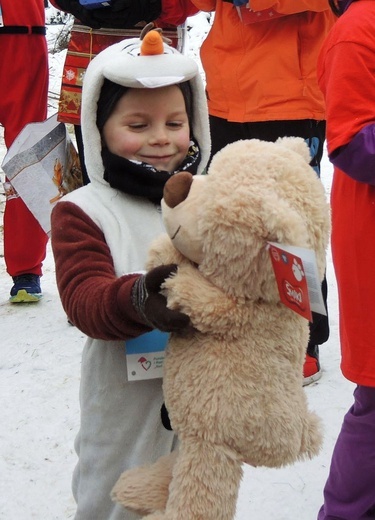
[51,34,210,520]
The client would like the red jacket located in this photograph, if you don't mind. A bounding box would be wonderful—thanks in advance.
[318,0,375,387]
[158,0,199,25]
[0,0,45,25]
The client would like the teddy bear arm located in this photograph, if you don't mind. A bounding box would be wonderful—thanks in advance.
[163,265,237,332]
[146,233,187,270]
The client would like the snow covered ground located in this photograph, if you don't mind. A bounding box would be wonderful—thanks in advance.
[0,11,355,520]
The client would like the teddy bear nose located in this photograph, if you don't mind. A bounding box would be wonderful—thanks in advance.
[163,172,194,208]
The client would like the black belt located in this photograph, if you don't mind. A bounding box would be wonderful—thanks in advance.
[0,25,46,35]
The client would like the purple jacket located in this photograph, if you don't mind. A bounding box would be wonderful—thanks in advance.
[330,125,375,185]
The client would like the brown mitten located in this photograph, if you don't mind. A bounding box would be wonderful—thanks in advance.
[131,264,190,332]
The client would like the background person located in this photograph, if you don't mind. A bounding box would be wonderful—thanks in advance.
[317,0,375,517]
[190,0,336,385]
[0,0,49,302]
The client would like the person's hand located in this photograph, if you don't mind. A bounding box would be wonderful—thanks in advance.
[132,264,190,332]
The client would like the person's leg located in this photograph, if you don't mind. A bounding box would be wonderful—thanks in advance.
[208,115,249,162]
[208,117,329,383]
[1,35,49,297]
[284,121,330,381]
[318,385,375,520]
[246,120,329,383]
[73,340,176,520]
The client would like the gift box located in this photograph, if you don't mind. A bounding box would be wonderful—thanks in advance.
[1,114,83,236]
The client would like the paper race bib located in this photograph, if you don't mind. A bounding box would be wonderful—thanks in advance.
[126,330,169,381]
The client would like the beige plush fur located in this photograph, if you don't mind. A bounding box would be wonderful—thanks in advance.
[111,138,331,519]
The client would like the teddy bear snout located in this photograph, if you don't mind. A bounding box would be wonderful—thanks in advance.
[163,172,194,208]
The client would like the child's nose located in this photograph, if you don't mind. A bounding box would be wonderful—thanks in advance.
[150,125,170,145]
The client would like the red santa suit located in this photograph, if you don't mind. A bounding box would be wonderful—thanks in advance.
[0,0,48,277]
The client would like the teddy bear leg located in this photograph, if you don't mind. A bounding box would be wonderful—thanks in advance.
[162,437,243,520]
[111,451,177,516]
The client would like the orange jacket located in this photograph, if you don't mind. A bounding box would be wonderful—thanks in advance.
[191,0,336,122]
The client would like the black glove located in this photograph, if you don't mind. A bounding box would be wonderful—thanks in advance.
[132,264,190,333]
[53,0,102,28]
[91,0,162,28]
[54,0,161,29]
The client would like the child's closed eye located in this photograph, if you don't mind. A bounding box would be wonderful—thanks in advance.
[167,121,185,129]
[128,123,148,130]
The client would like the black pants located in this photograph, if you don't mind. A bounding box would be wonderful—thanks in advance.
[209,115,329,348]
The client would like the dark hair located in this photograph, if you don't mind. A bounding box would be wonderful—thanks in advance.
[178,81,193,129]
[96,78,193,135]
[96,79,129,134]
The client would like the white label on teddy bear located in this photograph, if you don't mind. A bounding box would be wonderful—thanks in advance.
[126,331,169,381]
[268,242,327,320]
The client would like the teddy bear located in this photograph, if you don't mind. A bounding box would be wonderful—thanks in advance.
[111,137,331,520]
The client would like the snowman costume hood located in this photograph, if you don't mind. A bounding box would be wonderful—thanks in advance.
[81,30,211,187]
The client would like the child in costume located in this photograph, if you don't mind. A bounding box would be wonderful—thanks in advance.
[50,29,210,520]
[317,0,375,517]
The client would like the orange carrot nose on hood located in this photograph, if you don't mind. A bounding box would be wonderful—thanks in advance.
[140,30,164,55]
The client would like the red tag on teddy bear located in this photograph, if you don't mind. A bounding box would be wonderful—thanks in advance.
[268,242,327,321]
[268,243,312,321]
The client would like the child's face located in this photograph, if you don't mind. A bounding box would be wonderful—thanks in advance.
[102,85,191,173]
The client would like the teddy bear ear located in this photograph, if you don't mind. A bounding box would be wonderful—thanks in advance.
[275,136,311,164]
[260,195,309,247]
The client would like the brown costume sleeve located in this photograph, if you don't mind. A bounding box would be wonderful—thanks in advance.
[51,201,151,340]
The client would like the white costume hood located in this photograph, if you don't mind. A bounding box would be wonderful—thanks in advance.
[81,29,211,186]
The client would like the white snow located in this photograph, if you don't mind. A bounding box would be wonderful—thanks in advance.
[0,11,355,520]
